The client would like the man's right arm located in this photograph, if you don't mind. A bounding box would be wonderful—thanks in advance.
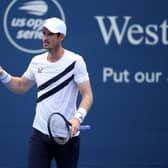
[0,66,35,94]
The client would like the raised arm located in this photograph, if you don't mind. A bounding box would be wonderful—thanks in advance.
[0,66,35,94]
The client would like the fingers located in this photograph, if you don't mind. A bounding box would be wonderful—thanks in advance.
[0,66,3,74]
[70,126,79,137]
[69,117,80,137]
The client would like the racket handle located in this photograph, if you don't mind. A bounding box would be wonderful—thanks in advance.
[80,125,91,130]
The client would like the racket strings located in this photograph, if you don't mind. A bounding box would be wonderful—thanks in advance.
[48,113,71,145]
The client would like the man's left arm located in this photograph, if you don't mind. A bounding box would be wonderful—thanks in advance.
[70,80,93,136]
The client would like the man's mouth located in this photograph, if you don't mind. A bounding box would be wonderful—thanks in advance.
[43,42,49,46]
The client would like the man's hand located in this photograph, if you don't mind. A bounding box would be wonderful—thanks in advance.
[69,117,80,137]
[0,66,4,75]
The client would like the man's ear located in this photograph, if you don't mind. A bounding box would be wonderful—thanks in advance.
[59,33,65,41]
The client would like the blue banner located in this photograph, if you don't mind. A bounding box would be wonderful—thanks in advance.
[0,0,168,167]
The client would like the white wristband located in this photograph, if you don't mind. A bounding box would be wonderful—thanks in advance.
[74,107,87,123]
[0,70,12,84]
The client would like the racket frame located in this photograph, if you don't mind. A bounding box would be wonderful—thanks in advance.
[47,112,72,144]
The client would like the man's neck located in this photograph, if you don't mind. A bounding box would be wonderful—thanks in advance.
[47,47,64,62]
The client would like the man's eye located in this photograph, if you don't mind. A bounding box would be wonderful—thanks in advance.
[48,32,55,36]
[42,32,55,36]
[42,31,46,35]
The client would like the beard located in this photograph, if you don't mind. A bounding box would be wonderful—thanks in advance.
[43,40,50,49]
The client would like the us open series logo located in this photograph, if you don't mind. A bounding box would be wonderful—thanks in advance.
[3,0,66,54]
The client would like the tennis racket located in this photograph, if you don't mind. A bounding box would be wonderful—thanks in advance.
[47,112,91,145]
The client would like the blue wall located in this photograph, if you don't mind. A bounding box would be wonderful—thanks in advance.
[0,0,168,167]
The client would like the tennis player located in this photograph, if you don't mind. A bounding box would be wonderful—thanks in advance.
[0,17,93,168]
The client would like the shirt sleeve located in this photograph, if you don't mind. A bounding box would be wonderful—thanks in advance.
[22,59,35,81]
[74,56,89,85]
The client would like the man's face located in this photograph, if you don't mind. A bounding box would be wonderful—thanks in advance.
[42,27,60,49]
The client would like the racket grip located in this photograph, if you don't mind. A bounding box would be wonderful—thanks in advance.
[80,125,91,130]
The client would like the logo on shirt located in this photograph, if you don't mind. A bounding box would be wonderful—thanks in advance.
[37,67,44,73]
[3,0,66,54]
